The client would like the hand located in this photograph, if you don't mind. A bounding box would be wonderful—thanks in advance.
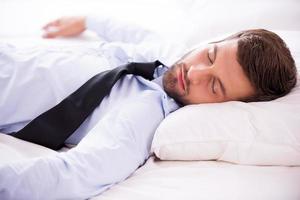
[42,16,86,38]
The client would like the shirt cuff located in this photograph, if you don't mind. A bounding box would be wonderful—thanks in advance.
[85,15,100,32]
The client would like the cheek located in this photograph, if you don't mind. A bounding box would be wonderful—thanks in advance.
[187,86,204,100]
[186,85,213,104]
[189,84,206,96]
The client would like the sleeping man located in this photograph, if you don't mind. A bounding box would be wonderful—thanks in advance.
[0,16,297,199]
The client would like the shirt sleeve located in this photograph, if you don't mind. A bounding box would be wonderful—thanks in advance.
[0,91,165,199]
[86,15,162,44]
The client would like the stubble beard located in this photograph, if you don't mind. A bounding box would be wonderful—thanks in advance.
[162,63,185,105]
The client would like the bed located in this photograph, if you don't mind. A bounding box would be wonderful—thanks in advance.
[1,133,300,200]
[1,0,300,199]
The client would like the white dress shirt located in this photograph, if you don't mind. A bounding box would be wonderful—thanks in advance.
[0,15,185,199]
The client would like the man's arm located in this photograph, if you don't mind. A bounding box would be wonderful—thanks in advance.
[41,15,187,66]
[43,15,161,44]
[0,91,165,199]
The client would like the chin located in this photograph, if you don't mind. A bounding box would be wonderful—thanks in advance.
[166,91,186,106]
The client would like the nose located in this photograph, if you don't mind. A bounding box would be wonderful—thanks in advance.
[187,65,212,84]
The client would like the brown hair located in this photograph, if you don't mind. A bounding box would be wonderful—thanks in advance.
[224,29,297,102]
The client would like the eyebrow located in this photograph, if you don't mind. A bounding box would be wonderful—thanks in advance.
[213,44,227,97]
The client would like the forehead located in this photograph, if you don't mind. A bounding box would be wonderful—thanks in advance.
[215,40,255,100]
[217,40,239,69]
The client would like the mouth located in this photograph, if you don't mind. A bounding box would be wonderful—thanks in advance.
[178,65,186,93]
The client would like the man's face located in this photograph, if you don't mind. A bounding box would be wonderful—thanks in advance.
[163,39,255,105]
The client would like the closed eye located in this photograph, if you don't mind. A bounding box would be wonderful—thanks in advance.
[211,77,216,94]
[207,50,213,64]
[207,44,217,65]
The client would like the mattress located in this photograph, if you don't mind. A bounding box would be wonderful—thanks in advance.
[94,157,300,200]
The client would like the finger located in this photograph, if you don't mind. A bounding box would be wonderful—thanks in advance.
[42,27,62,38]
[42,19,60,30]
[42,31,59,38]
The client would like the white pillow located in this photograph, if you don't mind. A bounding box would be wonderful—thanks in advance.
[151,31,300,166]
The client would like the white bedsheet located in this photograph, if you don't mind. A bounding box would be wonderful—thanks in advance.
[95,157,300,200]
[1,133,300,200]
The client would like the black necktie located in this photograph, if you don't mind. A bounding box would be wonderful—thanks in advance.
[12,61,162,150]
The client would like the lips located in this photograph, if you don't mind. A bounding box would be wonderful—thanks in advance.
[178,65,186,93]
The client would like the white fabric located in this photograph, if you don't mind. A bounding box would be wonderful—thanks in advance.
[152,30,300,166]
[1,134,300,200]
